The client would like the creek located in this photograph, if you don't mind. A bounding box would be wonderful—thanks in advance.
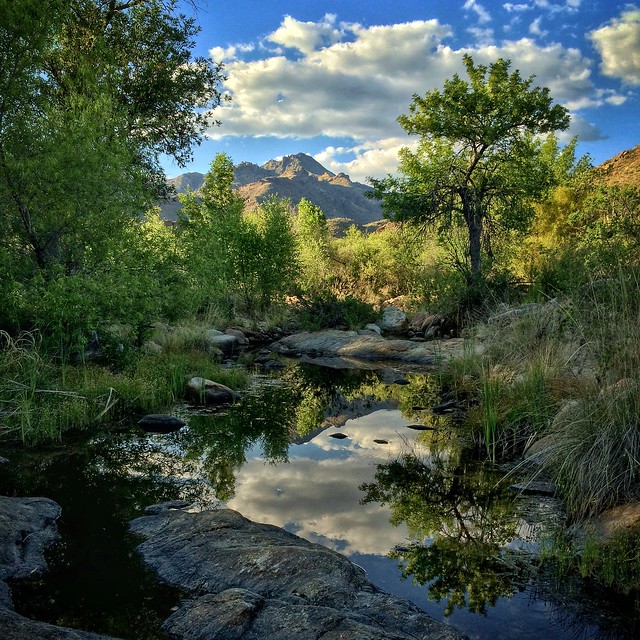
[0,359,636,639]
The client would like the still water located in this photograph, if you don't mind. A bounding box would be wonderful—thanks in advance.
[0,361,635,639]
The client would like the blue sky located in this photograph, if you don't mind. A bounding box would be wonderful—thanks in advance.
[165,0,640,182]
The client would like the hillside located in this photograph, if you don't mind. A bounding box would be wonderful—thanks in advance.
[597,144,640,187]
[161,153,382,227]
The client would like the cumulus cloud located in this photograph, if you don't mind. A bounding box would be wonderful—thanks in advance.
[226,410,435,556]
[464,0,492,24]
[267,14,348,55]
[204,15,622,178]
[529,17,548,37]
[589,8,640,85]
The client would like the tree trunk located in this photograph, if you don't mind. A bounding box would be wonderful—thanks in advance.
[461,187,483,287]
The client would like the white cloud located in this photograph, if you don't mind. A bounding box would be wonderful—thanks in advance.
[204,17,622,179]
[503,1,582,13]
[529,17,548,37]
[314,138,419,184]
[464,0,492,24]
[589,8,640,85]
[226,410,436,556]
[503,3,529,11]
[267,14,347,55]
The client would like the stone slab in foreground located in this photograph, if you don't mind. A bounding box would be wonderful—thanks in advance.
[130,506,467,640]
[272,330,464,367]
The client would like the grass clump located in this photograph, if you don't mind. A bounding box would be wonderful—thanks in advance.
[0,329,247,445]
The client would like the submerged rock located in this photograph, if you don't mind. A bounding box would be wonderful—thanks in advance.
[130,507,467,640]
[186,377,240,405]
[138,414,186,433]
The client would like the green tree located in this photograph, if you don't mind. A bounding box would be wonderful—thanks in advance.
[295,198,332,295]
[371,55,570,291]
[0,0,224,346]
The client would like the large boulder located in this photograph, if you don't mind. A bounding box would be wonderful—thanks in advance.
[205,329,241,355]
[380,306,408,335]
[272,330,464,367]
[186,377,240,405]
[130,506,466,640]
[0,496,61,607]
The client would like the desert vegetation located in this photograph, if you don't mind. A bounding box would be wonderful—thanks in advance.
[2,0,640,606]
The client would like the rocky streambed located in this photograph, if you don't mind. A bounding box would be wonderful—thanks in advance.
[0,496,466,640]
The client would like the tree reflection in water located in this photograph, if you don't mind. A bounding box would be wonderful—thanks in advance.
[361,446,532,615]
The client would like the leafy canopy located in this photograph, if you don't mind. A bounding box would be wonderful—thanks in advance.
[371,54,571,288]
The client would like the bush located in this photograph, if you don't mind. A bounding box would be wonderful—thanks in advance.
[297,293,376,331]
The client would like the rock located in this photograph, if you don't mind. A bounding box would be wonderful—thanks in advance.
[205,330,241,355]
[0,496,62,607]
[130,507,466,640]
[262,359,285,369]
[373,439,389,444]
[271,330,463,367]
[488,303,543,326]
[586,502,640,542]
[329,432,349,439]
[144,501,192,515]
[138,414,186,433]
[0,607,123,640]
[509,481,556,496]
[186,377,239,405]
[380,306,408,335]
[364,323,382,335]
[432,399,464,414]
[225,328,249,346]
[141,340,162,354]
[410,311,430,330]
[405,424,435,431]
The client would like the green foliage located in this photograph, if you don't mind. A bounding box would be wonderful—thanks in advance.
[297,292,376,331]
[294,198,332,295]
[371,54,571,290]
[0,0,225,350]
[361,451,529,616]
[177,154,299,316]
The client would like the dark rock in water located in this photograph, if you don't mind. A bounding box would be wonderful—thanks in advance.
[373,439,389,444]
[130,507,466,640]
[186,377,240,405]
[509,481,556,497]
[432,399,464,414]
[144,501,192,515]
[138,414,186,433]
[262,359,285,369]
[329,432,349,439]
[405,424,435,431]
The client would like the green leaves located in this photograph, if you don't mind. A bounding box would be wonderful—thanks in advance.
[373,54,571,289]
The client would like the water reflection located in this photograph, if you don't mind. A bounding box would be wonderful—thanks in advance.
[360,450,531,615]
[0,360,635,640]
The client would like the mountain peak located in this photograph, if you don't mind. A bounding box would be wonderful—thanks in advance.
[262,153,334,178]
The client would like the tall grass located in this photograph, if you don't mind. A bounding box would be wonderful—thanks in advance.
[0,329,247,445]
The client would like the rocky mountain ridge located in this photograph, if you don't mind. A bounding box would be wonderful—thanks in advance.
[598,143,640,188]
[161,153,382,227]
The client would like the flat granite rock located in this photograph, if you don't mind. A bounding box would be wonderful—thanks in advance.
[130,506,467,640]
[271,330,464,366]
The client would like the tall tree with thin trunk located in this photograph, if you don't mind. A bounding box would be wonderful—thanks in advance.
[370,54,571,291]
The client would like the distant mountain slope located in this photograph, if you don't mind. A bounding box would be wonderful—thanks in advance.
[597,144,640,188]
[162,153,382,227]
